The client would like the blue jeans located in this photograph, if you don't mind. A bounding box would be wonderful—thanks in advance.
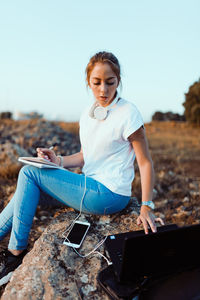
[0,165,130,250]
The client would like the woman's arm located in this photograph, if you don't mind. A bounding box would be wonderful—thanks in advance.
[61,150,84,168]
[128,126,164,234]
[36,147,84,168]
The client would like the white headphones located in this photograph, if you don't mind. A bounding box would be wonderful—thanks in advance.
[89,92,120,121]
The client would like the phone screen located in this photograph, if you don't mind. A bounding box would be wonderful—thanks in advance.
[67,222,90,245]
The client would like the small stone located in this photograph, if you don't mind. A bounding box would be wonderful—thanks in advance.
[40,216,48,221]
[189,182,198,190]
[123,217,132,225]
[152,188,158,199]
[82,284,96,296]
[168,170,175,176]
[155,212,165,219]
[190,191,200,197]
[155,199,168,209]
[98,216,110,224]
[80,274,89,283]
[183,197,189,203]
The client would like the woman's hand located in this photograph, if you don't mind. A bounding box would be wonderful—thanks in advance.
[36,148,60,165]
[137,205,164,234]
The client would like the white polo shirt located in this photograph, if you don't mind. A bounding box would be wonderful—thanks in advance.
[79,98,144,196]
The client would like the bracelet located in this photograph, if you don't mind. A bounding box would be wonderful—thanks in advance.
[57,155,63,167]
[141,201,155,210]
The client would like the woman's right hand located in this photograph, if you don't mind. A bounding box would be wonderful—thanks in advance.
[36,148,59,165]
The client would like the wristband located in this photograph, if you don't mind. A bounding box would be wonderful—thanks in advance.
[57,155,63,167]
[141,201,155,210]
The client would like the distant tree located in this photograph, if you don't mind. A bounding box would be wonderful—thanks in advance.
[183,79,200,126]
[152,111,164,121]
[0,111,12,119]
[152,111,185,121]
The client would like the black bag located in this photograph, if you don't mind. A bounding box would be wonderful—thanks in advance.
[97,264,200,300]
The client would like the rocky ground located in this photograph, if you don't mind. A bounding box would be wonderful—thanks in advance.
[145,121,200,226]
[0,119,199,299]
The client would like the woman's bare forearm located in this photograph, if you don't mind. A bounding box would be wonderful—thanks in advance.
[62,151,84,168]
[139,159,155,202]
[130,127,155,202]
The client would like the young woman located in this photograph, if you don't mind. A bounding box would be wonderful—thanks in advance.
[0,51,164,285]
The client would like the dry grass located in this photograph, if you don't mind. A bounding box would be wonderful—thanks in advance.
[57,121,79,136]
[145,121,200,178]
[0,164,21,179]
[132,121,200,224]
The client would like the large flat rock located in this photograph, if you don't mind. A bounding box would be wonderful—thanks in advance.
[2,199,140,300]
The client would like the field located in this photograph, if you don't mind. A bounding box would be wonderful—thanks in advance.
[0,120,200,225]
[0,120,199,297]
[144,121,200,225]
[0,120,199,228]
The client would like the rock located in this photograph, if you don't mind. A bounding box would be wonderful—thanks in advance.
[190,191,200,197]
[168,171,175,176]
[0,143,30,179]
[1,119,200,298]
[0,143,29,165]
[183,197,189,203]
[0,119,80,159]
[158,170,165,179]
[154,199,168,209]
[0,119,80,180]
[189,182,199,190]
[2,200,140,300]
[154,212,165,220]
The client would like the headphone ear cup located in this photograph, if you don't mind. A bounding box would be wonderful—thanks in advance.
[89,103,97,119]
[94,106,108,120]
[89,103,108,120]
[89,93,119,120]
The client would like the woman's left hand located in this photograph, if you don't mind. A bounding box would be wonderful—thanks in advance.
[137,205,164,234]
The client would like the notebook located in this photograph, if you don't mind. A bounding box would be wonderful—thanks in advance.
[18,157,64,169]
[105,223,200,283]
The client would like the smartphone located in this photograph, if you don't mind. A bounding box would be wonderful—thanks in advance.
[63,220,90,248]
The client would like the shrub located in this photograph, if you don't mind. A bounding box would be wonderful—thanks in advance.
[183,79,200,126]
[0,111,12,119]
[152,111,185,121]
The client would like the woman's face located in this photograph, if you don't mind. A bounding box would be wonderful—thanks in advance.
[89,62,119,107]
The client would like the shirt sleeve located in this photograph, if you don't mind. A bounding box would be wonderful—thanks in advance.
[122,104,144,141]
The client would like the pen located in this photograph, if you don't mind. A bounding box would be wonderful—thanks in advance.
[44,146,54,159]
[37,146,54,159]
[40,146,54,160]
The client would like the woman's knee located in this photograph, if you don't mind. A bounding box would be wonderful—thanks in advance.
[18,165,39,181]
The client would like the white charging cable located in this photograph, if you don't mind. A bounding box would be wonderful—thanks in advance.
[64,233,111,265]
[62,174,112,266]
[62,174,87,238]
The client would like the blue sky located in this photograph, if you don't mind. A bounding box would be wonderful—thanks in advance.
[0,0,200,122]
